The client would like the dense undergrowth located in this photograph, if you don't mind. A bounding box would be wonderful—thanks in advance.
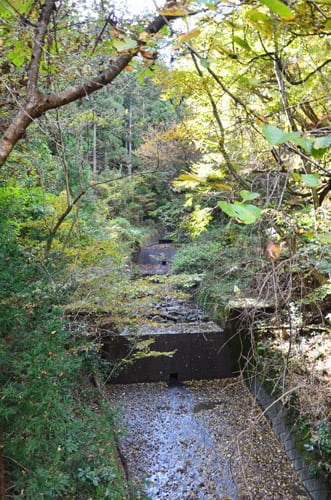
[0,74,187,495]
[172,223,266,318]
[0,188,133,499]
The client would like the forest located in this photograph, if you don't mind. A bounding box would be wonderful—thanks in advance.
[0,0,330,498]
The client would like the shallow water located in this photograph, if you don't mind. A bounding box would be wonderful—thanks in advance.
[108,378,308,500]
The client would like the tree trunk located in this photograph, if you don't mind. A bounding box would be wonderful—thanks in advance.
[0,105,37,166]
[128,96,133,176]
[55,110,72,206]
[93,121,97,175]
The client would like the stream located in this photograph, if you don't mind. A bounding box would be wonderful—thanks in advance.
[107,243,309,499]
[108,379,308,500]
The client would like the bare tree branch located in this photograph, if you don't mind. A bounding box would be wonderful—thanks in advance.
[275,56,330,87]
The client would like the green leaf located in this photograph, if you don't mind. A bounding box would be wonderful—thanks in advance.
[244,204,263,217]
[145,67,154,77]
[259,0,295,21]
[313,135,331,149]
[231,35,252,51]
[137,69,148,82]
[247,78,260,86]
[291,134,313,154]
[291,172,301,182]
[218,201,236,218]
[200,57,210,68]
[240,190,260,201]
[314,233,331,244]
[8,50,25,67]
[325,19,331,29]
[245,9,273,35]
[311,147,327,159]
[16,0,34,14]
[113,38,137,51]
[292,172,320,186]
[233,202,262,224]
[261,125,313,154]
[261,125,288,147]
[301,174,320,187]
[218,201,262,224]
[1,0,34,16]
[246,9,272,23]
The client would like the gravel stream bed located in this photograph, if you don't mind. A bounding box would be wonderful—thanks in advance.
[108,378,308,500]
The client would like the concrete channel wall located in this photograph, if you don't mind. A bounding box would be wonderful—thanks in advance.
[215,310,330,500]
[248,377,330,500]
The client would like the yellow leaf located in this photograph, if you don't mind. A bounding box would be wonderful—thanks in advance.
[213,183,232,190]
[138,31,150,41]
[255,114,269,124]
[177,173,200,182]
[174,27,201,49]
[157,6,189,17]
[214,44,238,59]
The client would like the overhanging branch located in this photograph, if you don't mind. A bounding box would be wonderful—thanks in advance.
[0,4,176,168]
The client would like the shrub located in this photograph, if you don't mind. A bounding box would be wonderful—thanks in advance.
[0,205,125,498]
[173,240,224,273]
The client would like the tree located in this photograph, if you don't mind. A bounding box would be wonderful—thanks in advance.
[156,0,330,212]
[0,0,177,167]
[151,0,330,291]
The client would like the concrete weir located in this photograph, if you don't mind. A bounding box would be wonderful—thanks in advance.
[103,322,234,384]
[103,240,235,384]
[137,241,178,275]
